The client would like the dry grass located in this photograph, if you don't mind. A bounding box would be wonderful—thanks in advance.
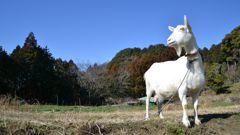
[1,104,240,125]
[1,104,240,135]
[1,92,240,125]
[0,95,28,111]
[0,95,22,106]
[1,93,240,134]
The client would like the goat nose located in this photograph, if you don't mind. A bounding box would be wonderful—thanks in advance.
[167,38,171,42]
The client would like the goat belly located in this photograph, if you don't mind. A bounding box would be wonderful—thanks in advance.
[159,90,177,98]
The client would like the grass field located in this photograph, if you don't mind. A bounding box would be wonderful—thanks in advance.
[1,92,240,135]
[17,104,156,113]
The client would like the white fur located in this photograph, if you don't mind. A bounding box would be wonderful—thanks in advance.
[144,16,205,128]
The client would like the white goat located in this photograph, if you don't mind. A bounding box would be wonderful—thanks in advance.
[144,16,205,127]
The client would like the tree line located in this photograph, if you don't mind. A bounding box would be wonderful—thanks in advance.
[0,33,88,105]
[1,25,240,105]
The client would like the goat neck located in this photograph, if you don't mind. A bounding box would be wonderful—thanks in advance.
[183,35,200,63]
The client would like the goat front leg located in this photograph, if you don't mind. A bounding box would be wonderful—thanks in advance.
[192,91,201,125]
[179,91,190,127]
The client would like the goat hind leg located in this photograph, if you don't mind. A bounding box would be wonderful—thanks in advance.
[157,96,165,119]
[145,91,153,120]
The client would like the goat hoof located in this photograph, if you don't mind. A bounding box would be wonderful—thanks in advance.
[195,119,201,125]
[145,115,150,121]
[183,120,191,128]
[159,113,164,119]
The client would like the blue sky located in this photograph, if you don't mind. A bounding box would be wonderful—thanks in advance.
[0,0,240,63]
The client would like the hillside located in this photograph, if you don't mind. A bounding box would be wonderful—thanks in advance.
[106,25,240,98]
[1,26,240,105]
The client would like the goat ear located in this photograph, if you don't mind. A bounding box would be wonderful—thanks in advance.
[184,15,192,32]
[168,26,175,32]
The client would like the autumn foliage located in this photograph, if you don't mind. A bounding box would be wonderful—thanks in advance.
[1,25,240,105]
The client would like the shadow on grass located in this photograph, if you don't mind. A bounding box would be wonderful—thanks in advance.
[198,112,236,123]
[187,112,238,127]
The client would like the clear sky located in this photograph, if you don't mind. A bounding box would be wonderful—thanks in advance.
[0,0,240,63]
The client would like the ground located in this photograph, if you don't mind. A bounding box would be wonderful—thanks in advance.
[1,92,240,135]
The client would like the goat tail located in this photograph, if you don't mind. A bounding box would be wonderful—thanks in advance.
[144,73,151,95]
[143,72,147,81]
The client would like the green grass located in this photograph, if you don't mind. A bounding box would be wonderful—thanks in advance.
[16,99,236,113]
[210,100,234,107]
[166,124,185,135]
[229,82,240,93]
[18,104,157,113]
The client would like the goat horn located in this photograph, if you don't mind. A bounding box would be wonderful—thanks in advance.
[184,15,192,32]
[184,15,188,27]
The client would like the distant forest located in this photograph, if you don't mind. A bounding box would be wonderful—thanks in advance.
[1,26,240,105]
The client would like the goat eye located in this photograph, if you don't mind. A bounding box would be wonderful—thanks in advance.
[180,27,185,31]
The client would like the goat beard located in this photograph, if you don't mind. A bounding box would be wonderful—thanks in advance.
[172,45,182,57]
